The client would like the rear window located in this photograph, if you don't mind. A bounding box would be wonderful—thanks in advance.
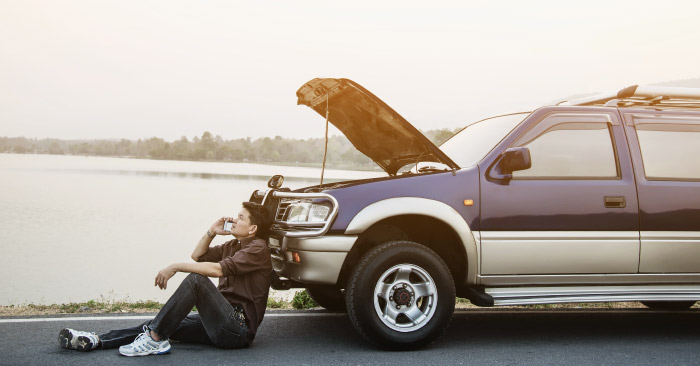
[634,115,700,180]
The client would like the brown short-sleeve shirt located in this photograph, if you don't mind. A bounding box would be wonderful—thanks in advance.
[196,236,271,344]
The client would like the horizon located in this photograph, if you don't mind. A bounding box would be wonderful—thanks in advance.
[0,125,460,142]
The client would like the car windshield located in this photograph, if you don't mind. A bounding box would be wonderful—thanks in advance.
[439,112,529,168]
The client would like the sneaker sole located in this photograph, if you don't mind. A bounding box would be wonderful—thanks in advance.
[59,329,97,352]
[58,328,75,350]
[119,347,171,357]
[76,335,96,352]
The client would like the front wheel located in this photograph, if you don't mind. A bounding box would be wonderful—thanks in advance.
[345,241,455,350]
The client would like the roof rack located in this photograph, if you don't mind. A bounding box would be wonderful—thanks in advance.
[561,85,700,110]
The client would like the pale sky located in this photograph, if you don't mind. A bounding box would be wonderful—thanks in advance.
[1,0,699,141]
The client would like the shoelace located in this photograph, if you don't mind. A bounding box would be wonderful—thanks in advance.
[129,326,152,348]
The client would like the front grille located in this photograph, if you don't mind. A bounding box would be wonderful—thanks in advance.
[275,200,294,221]
[267,191,337,238]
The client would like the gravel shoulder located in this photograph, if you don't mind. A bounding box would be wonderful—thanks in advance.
[1,300,670,317]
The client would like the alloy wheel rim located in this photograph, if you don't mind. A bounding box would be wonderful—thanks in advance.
[373,263,438,332]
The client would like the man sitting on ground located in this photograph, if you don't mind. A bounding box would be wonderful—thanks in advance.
[58,201,271,356]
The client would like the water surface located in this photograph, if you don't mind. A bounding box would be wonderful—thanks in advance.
[0,154,381,305]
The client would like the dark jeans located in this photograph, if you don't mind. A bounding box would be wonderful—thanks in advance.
[99,273,248,349]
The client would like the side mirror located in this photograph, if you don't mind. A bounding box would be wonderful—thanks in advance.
[501,147,531,173]
[490,147,531,181]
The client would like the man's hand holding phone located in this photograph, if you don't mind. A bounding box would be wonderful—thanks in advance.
[210,216,234,236]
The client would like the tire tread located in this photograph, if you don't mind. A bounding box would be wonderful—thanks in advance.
[345,240,455,350]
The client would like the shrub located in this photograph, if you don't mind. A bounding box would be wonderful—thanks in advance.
[291,290,318,309]
[267,297,286,309]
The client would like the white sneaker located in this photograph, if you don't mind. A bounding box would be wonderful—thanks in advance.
[58,328,100,352]
[119,325,171,357]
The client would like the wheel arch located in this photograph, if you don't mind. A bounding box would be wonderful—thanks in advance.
[337,197,477,288]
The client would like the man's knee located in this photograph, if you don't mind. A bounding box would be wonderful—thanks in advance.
[184,273,208,284]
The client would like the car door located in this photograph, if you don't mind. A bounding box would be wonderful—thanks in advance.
[622,110,700,273]
[478,107,640,277]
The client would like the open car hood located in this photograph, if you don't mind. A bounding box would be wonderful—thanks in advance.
[296,78,459,176]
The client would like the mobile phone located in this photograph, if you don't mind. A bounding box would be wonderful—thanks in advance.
[223,221,233,232]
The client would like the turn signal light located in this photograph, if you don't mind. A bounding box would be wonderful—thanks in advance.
[292,252,301,263]
[464,199,474,206]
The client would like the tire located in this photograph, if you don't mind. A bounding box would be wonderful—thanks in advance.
[306,285,346,312]
[345,241,455,350]
[641,301,696,310]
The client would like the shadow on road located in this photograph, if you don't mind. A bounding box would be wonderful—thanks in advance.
[439,310,700,349]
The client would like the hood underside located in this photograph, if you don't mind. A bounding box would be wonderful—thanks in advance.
[296,78,458,176]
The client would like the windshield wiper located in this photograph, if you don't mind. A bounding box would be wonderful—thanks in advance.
[417,165,450,173]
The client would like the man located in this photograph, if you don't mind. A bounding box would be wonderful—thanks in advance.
[58,201,271,356]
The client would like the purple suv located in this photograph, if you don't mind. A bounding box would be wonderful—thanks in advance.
[251,79,700,349]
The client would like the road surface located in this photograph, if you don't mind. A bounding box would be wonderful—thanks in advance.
[1,309,699,365]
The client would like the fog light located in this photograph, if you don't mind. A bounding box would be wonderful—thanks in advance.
[292,252,301,263]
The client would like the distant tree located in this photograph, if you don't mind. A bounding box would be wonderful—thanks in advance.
[48,142,64,155]
[190,148,207,160]
[200,132,216,152]
[13,145,29,153]
[172,137,190,159]
[117,139,133,156]
[1,127,454,171]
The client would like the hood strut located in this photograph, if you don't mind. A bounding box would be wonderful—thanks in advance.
[319,93,330,189]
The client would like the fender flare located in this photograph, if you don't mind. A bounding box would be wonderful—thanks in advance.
[344,197,478,284]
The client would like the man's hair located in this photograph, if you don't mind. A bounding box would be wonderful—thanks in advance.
[242,201,270,239]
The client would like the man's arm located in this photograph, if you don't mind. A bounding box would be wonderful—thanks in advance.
[155,262,224,289]
[191,232,215,261]
[155,216,236,290]
[191,216,234,261]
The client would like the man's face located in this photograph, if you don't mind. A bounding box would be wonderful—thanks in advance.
[230,208,257,239]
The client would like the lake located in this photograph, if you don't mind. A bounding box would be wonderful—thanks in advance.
[0,154,382,306]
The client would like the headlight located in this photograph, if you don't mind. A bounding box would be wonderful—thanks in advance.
[286,202,331,223]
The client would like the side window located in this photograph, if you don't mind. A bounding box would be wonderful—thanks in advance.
[511,113,619,179]
[633,115,700,180]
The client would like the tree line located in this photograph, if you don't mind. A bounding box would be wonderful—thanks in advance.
[0,129,458,170]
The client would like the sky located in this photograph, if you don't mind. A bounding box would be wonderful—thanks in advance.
[1,0,699,142]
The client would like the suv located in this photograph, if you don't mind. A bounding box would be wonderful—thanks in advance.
[250,79,700,349]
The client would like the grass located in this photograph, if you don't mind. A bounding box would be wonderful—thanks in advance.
[267,297,287,309]
[0,290,317,316]
[3,294,693,316]
[1,299,164,316]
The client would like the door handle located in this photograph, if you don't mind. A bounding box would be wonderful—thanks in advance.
[604,196,626,208]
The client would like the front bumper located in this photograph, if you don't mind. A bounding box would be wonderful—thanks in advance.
[269,235,357,285]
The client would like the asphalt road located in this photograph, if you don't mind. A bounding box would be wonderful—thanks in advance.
[1,309,699,366]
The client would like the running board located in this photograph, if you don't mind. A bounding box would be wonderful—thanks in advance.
[483,285,700,306]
